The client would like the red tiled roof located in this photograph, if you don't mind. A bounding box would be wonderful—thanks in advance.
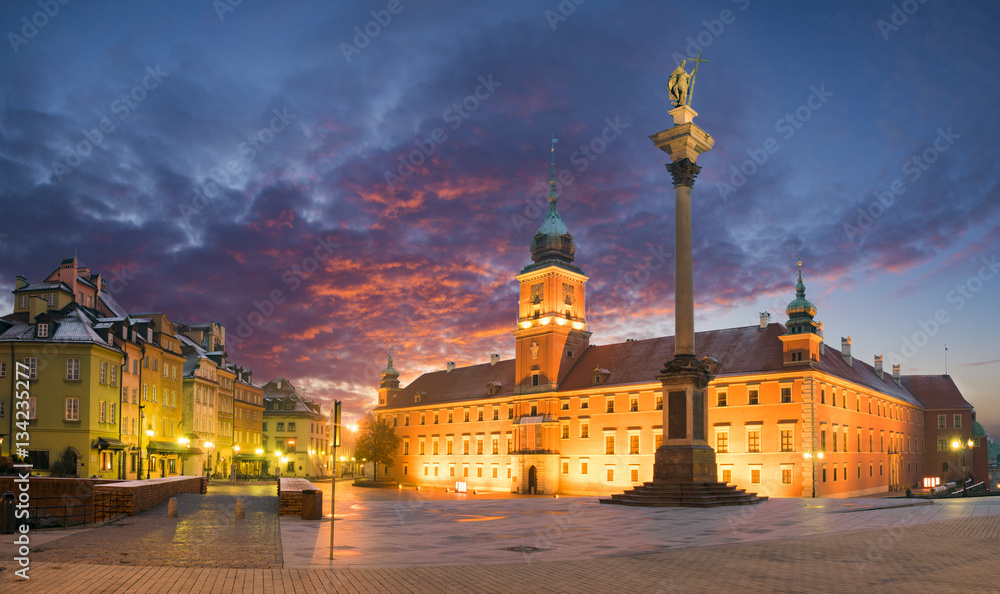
[384,359,516,410]
[900,375,972,410]
[383,324,934,409]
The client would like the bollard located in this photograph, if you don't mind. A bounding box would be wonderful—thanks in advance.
[168,497,178,518]
[300,489,322,520]
[235,498,245,519]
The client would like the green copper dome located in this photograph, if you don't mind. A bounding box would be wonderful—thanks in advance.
[526,138,578,270]
[785,262,819,335]
[973,421,987,437]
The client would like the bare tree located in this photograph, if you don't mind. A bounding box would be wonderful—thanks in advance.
[354,412,401,480]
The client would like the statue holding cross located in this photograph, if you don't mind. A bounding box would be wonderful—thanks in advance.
[668,51,708,108]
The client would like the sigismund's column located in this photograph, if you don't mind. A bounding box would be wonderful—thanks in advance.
[649,104,716,484]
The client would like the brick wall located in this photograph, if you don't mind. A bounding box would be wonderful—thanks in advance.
[0,477,126,525]
[93,476,207,518]
[278,477,321,516]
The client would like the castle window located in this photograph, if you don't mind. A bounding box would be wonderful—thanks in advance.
[717,392,727,407]
[656,395,663,410]
[532,373,539,387]
[606,399,614,413]
[748,390,759,405]
[781,388,792,403]
[747,430,760,453]
[629,398,638,412]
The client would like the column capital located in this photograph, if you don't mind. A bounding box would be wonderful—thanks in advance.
[665,158,702,188]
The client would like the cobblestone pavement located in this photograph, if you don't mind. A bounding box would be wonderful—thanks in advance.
[20,484,281,569]
[2,513,1000,592]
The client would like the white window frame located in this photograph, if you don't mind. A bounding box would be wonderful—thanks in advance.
[66,358,80,381]
[37,323,49,338]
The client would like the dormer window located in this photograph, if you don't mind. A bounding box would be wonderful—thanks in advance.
[592,368,611,386]
[414,392,424,404]
[487,381,503,396]
[37,323,49,338]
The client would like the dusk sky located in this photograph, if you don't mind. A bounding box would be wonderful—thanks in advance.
[1,1,997,435]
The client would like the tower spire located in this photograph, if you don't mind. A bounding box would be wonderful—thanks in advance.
[549,136,559,206]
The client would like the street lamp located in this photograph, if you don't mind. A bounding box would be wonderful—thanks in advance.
[204,441,215,478]
[145,429,155,479]
[951,438,976,495]
[803,450,824,498]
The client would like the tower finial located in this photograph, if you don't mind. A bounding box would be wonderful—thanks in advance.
[549,136,559,205]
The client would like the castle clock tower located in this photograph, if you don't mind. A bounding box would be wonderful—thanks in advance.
[513,140,591,393]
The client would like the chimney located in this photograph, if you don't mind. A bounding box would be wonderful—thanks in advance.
[490,353,500,366]
[841,337,852,366]
[874,355,884,379]
[759,312,770,329]
[892,364,901,385]
[446,361,455,373]
[15,275,28,290]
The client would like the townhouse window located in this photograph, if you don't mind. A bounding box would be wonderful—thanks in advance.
[66,358,80,380]
[37,323,49,338]
[447,439,453,455]
[110,403,116,424]
[464,410,470,422]
[508,408,514,419]
[606,467,614,482]
[142,385,148,401]
[100,362,108,384]
[463,438,470,455]
[716,431,729,453]
[717,392,727,407]
[405,416,410,426]
[277,422,285,431]
[477,438,484,455]
[111,366,117,387]
[821,430,827,450]
[656,395,663,410]
[605,434,615,455]
[748,390,759,405]
[448,411,453,423]
[781,465,793,485]
[492,408,499,420]
[18,295,26,308]
[937,438,947,452]
[65,398,79,421]
[580,421,590,439]
[432,441,438,455]
[781,388,792,403]
[506,434,512,453]
[780,429,793,452]
[477,409,485,421]
[747,430,761,453]
[561,460,569,474]
[561,424,570,439]
[938,415,946,429]
[629,398,638,412]
[24,357,37,380]
[99,401,107,423]
[492,437,499,455]
[477,465,483,478]
[420,414,425,425]
[561,402,569,410]
[721,467,732,483]
[151,386,157,403]
[419,440,425,455]
[580,398,589,410]
[163,364,168,378]
[953,414,962,428]
[749,465,762,484]
[404,442,409,455]
[629,434,640,455]
[832,430,838,452]
[433,412,439,424]
[581,460,589,474]
[606,399,614,413]
[654,432,663,449]
[0,362,5,378]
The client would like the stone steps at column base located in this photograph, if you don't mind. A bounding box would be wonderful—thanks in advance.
[599,481,767,507]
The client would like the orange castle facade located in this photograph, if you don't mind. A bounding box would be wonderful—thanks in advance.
[373,172,987,498]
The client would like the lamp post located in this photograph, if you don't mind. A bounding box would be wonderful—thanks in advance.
[951,438,975,495]
[803,450,824,498]
[275,450,283,479]
[145,429,155,479]
[204,441,215,478]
